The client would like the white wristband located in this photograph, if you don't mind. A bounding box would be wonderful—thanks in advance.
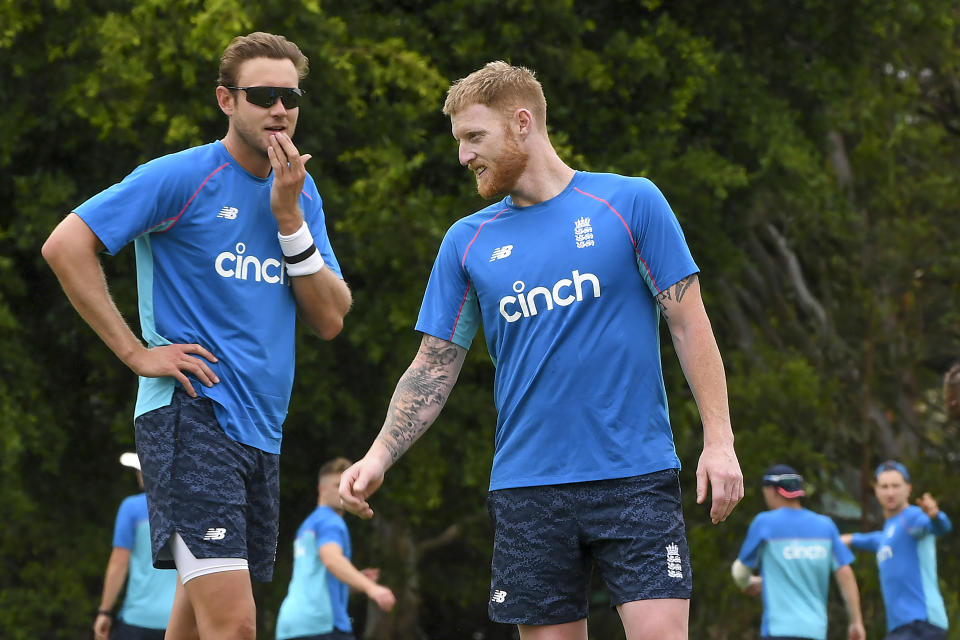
[279,221,324,277]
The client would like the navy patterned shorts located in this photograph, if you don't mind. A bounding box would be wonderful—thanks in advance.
[134,389,280,582]
[885,621,947,640]
[487,469,692,625]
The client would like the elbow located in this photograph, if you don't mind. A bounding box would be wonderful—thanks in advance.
[316,314,344,341]
[41,234,61,267]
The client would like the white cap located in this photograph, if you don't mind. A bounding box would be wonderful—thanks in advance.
[119,452,141,471]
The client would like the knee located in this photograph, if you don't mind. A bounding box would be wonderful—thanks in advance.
[231,616,257,640]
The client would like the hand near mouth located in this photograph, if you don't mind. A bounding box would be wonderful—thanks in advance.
[268,132,312,233]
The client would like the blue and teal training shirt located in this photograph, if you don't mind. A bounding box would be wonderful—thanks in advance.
[74,141,342,453]
[275,505,352,639]
[416,171,697,490]
[850,505,951,632]
[113,493,178,629]
[737,507,854,640]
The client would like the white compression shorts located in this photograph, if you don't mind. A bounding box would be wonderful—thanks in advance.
[170,531,249,583]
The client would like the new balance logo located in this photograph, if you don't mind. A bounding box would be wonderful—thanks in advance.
[491,590,507,603]
[666,543,683,579]
[217,206,239,220]
[490,245,514,261]
[203,528,227,541]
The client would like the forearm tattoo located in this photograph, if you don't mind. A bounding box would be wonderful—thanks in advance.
[656,274,697,320]
[378,335,462,462]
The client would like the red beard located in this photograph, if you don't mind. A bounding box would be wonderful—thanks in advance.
[476,130,528,199]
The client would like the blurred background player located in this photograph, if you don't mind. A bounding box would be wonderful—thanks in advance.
[842,460,952,640]
[276,457,395,640]
[94,452,178,640]
[732,464,865,640]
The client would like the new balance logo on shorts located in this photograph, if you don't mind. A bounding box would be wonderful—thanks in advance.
[491,589,507,603]
[666,543,683,578]
[203,527,227,541]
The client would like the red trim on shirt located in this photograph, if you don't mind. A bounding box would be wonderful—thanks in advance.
[449,281,472,343]
[573,186,661,293]
[461,208,509,267]
[155,162,230,233]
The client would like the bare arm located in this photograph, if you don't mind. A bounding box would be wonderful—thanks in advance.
[290,270,352,339]
[834,565,866,640]
[41,214,218,396]
[93,547,131,640]
[318,543,396,612]
[658,274,743,523]
[340,334,468,518]
[267,133,352,339]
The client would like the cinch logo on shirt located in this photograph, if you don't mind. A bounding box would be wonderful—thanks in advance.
[877,545,893,563]
[782,541,828,561]
[498,270,601,323]
[215,242,289,285]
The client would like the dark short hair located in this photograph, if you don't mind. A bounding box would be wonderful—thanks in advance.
[218,32,308,88]
[318,457,352,483]
[874,460,910,482]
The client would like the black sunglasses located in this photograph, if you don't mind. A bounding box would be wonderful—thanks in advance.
[226,86,305,109]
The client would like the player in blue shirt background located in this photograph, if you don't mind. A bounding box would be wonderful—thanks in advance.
[842,460,952,640]
[340,61,743,640]
[276,457,395,640]
[732,464,865,640]
[94,453,178,640]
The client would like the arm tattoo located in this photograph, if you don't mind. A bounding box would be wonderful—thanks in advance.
[378,335,464,462]
[656,274,698,320]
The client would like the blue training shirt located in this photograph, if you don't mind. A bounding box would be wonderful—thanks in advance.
[416,171,697,490]
[737,507,854,640]
[850,506,952,632]
[113,494,178,629]
[74,141,342,453]
[275,505,353,639]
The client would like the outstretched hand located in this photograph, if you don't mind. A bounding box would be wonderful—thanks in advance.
[339,457,386,519]
[696,443,743,524]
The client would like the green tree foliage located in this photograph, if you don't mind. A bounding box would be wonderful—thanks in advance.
[1,1,958,638]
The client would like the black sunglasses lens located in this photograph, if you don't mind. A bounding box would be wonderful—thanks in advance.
[242,87,302,109]
[279,89,302,109]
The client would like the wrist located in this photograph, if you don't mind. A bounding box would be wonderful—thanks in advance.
[278,221,324,277]
[97,608,113,618]
[275,214,304,236]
